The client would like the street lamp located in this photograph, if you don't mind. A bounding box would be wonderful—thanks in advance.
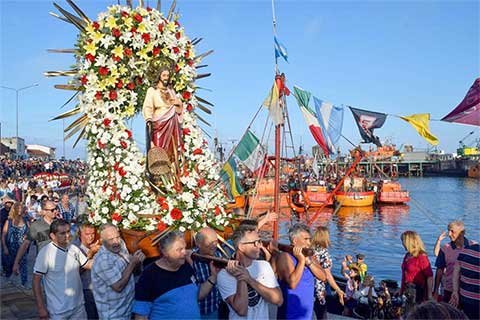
[1,83,39,138]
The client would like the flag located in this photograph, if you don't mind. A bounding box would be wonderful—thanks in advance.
[349,107,387,147]
[400,113,439,145]
[234,130,265,172]
[262,81,284,125]
[220,157,244,199]
[293,86,330,155]
[441,78,480,126]
[314,97,344,154]
[274,36,288,62]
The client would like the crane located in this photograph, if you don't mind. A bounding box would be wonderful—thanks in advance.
[457,130,480,157]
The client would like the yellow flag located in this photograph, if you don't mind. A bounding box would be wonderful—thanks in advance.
[262,81,284,125]
[400,113,439,145]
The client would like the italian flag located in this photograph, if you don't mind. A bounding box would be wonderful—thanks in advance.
[234,130,265,172]
[293,86,330,155]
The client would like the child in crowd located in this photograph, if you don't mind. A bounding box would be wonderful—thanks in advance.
[343,265,361,316]
[355,253,368,282]
[341,254,354,278]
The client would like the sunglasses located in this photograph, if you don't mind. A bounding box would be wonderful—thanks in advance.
[45,208,58,213]
[240,239,262,247]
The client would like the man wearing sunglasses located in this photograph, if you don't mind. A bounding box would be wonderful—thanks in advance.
[217,228,283,319]
[12,200,57,275]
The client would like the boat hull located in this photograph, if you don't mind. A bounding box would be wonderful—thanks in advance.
[247,193,289,210]
[378,191,410,204]
[305,185,334,207]
[335,191,375,207]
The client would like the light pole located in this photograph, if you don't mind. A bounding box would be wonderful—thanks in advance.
[1,83,39,138]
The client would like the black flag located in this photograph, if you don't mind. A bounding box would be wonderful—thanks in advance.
[349,107,387,147]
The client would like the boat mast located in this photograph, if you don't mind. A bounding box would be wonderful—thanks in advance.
[271,0,280,240]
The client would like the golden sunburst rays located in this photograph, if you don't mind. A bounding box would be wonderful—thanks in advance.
[47,0,215,146]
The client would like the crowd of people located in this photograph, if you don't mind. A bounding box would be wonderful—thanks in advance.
[0,158,478,320]
[1,188,478,320]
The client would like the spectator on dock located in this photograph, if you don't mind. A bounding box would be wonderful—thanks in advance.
[1,195,14,275]
[133,231,210,319]
[311,226,345,320]
[192,227,223,319]
[72,223,101,319]
[92,223,145,320]
[434,221,475,303]
[32,219,91,319]
[276,224,327,320]
[400,231,434,303]
[1,202,29,285]
[449,242,480,320]
[343,265,361,316]
[217,227,283,319]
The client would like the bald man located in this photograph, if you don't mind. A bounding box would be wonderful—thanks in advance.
[192,228,223,319]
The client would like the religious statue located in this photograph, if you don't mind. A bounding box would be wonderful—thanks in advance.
[143,67,183,178]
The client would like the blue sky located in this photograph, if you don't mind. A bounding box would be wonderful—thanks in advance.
[1,0,478,159]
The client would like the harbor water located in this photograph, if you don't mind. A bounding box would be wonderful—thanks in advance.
[277,177,480,282]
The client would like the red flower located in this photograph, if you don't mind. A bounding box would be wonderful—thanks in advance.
[146,6,152,12]
[109,90,117,100]
[124,48,133,57]
[172,47,180,54]
[95,91,103,100]
[121,11,129,17]
[103,118,111,127]
[109,193,115,201]
[111,28,121,38]
[157,221,167,232]
[215,206,221,216]
[184,50,190,59]
[156,196,166,205]
[170,208,183,221]
[112,55,121,62]
[152,47,160,56]
[131,27,137,34]
[175,21,180,27]
[133,13,143,23]
[92,21,100,30]
[141,33,150,44]
[125,129,132,139]
[175,32,181,40]
[113,162,120,171]
[182,128,191,135]
[158,23,164,32]
[118,167,127,177]
[198,178,206,187]
[85,53,95,63]
[135,77,143,85]
[182,91,192,100]
[192,190,199,199]
[193,148,203,155]
[116,80,123,89]
[80,75,88,85]
[187,59,194,67]
[127,82,135,90]
[186,104,193,112]
[111,212,122,222]
[99,67,109,76]
[97,140,106,149]
[120,141,128,149]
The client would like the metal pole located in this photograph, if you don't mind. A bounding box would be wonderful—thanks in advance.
[16,91,19,138]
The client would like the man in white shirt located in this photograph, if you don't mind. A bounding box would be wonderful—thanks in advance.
[217,228,283,319]
[32,219,91,320]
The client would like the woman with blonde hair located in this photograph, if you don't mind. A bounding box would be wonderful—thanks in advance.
[2,202,29,285]
[312,226,345,319]
[400,230,434,303]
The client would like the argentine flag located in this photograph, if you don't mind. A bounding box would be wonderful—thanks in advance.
[274,36,288,62]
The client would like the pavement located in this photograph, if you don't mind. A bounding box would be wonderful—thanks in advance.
[0,277,37,320]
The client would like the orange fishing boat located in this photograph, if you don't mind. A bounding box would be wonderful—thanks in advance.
[377,180,410,204]
[305,184,334,207]
[335,177,375,207]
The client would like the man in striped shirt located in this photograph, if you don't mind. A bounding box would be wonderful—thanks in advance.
[450,242,479,320]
